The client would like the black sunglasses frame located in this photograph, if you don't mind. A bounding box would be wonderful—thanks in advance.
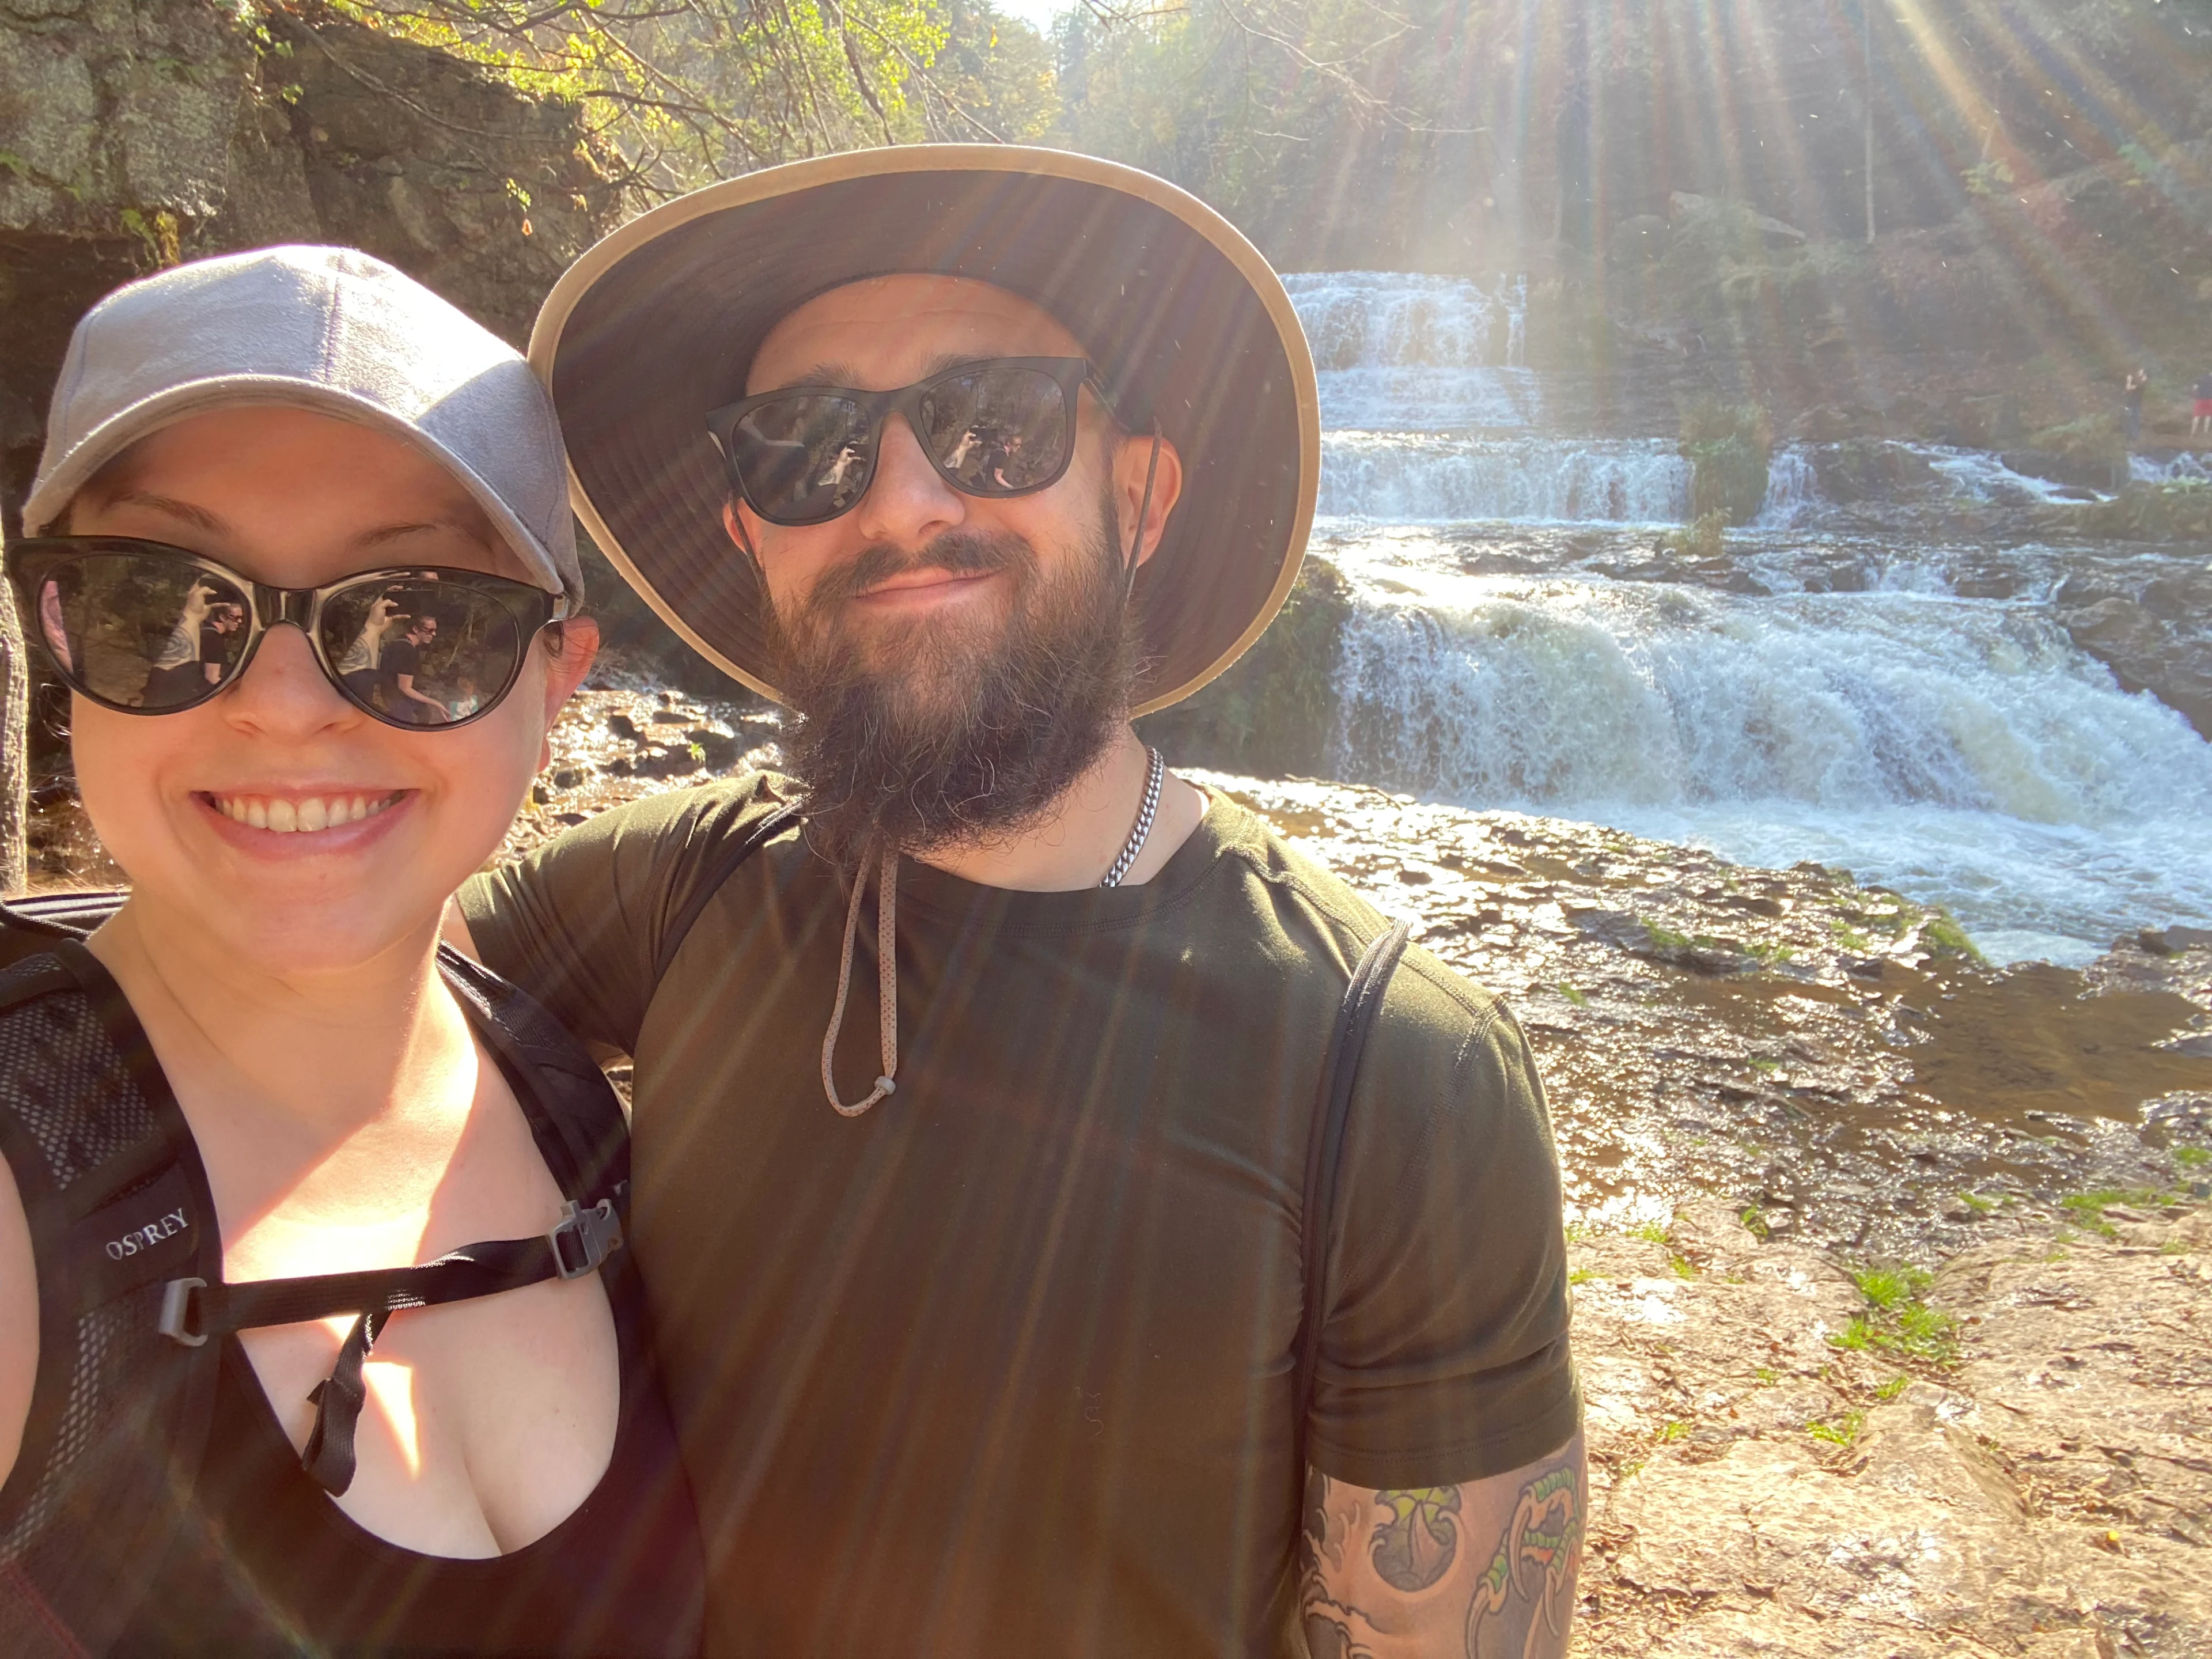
[6,537,569,731]
[706,356,1113,528]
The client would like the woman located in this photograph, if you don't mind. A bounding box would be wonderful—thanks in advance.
[0,247,704,1656]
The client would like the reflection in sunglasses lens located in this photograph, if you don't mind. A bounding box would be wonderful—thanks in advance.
[38,552,252,710]
[319,576,525,725]
[923,368,1070,494]
[736,395,872,522]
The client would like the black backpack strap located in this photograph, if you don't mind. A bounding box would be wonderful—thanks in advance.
[0,942,225,1659]
[1291,919,1413,1475]
[653,803,802,983]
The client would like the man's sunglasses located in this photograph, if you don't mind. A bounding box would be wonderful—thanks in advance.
[6,538,567,730]
[707,357,1112,528]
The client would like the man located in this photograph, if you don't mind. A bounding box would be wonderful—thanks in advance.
[382,609,448,722]
[2192,366,2211,440]
[460,146,1580,1657]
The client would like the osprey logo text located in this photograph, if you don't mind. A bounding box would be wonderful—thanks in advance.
[105,1208,189,1260]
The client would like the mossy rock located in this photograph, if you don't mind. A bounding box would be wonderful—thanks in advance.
[1138,556,1351,776]
[1680,400,1773,527]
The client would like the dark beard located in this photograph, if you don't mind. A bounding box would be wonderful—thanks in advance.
[768,499,1135,870]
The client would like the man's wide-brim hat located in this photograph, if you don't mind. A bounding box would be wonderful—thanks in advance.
[530,145,1320,713]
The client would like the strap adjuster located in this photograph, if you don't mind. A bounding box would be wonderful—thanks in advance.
[158,1277,208,1347]
[548,1199,622,1280]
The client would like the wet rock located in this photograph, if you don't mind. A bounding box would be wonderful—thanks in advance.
[2001,447,2126,493]
[2143,926,2212,957]
[1808,438,1939,503]
[2052,571,2212,743]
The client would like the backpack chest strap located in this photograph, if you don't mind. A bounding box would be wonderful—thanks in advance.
[156,1196,623,1495]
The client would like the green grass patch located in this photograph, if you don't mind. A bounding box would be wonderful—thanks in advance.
[1631,1219,1672,1245]
[2175,1146,2210,1170]
[1851,1266,1932,1310]
[1808,1408,1866,1447]
[1739,1205,1770,1240]
[1670,1255,1698,1281]
[1957,1191,1997,1214]
[1655,1419,1691,1444]
[1875,1374,1912,1400]
[1832,1265,1957,1363]
[1568,1267,1596,1286]
[1555,982,1588,1008]
[2059,1187,2163,1238]
[1753,1366,1780,1385]
[1829,920,1873,953]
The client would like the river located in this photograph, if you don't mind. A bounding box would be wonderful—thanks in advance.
[1285,271,2212,967]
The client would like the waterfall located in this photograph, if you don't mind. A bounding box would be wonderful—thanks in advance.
[1285,271,1541,430]
[1753,446,1820,526]
[1317,543,2212,954]
[1283,270,1526,368]
[1319,435,1690,524]
[1275,270,2212,959]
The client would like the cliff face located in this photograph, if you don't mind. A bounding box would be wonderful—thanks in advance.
[0,0,620,533]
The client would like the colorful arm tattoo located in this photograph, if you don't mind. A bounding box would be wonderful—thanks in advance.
[1300,1433,1585,1659]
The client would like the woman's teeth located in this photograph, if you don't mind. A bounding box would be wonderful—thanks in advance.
[211,793,397,833]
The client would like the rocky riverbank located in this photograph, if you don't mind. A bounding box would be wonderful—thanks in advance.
[1571,1196,2209,1658]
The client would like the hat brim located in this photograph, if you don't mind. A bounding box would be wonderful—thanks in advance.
[529,145,1320,713]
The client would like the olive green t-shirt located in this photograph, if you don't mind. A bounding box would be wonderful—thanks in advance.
[461,774,1577,1659]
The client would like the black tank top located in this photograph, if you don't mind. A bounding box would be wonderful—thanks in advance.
[89,985,707,1658]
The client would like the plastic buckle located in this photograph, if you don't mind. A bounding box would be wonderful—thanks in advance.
[158,1277,208,1347]
[548,1199,623,1280]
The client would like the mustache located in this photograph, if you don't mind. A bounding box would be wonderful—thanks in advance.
[800,532,1033,614]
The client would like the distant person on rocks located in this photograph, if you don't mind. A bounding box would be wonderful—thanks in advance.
[2192,368,2212,439]
[2123,366,2149,445]
[451,149,1584,1659]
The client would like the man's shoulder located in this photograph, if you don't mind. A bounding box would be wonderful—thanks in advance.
[1200,790,1513,1056]
[550,768,802,853]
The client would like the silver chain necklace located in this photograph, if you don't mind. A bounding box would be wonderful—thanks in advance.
[1100,746,1165,889]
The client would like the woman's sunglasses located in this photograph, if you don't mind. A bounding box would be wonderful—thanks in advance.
[707,356,1113,528]
[6,539,567,730]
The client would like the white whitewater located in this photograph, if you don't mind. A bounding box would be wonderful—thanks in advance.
[1319,435,1690,524]
[1284,271,1541,431]
[1290,270,2212,961]
[1323,538,2212,961]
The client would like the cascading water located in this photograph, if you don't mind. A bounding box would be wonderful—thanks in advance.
[1753,446,1819,527]
[1319,435,1690,524]
[1286,270,2212,963]
[1284,271,1541,431]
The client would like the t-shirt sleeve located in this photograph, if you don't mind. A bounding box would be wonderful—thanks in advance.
[457,776,790,1056]
[1305,948,1580,1488]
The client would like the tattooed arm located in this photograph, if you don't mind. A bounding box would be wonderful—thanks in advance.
[1300,1431,1585,1659]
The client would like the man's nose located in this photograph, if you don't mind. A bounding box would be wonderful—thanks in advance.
[852,414,965,550]
[221,624,362,736]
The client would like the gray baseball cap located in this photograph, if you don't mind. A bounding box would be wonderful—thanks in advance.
[25,245,582,599]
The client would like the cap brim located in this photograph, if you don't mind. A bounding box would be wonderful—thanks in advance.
[531,145,1320,713]
[22,377,571,595]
